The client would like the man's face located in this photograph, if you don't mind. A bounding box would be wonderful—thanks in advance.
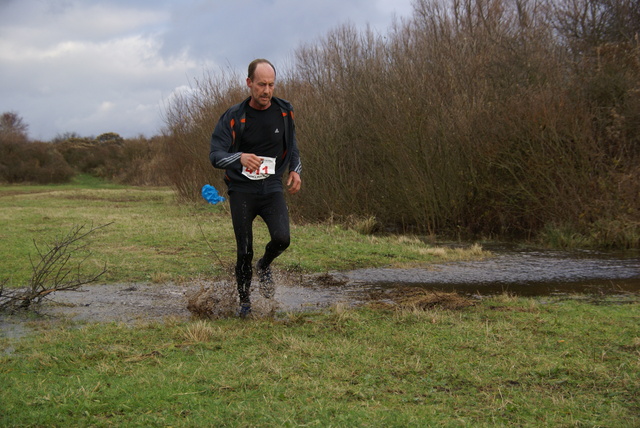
[247,63,275,110]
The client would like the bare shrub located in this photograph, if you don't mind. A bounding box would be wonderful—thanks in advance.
[162,70,246,201]
[160,0,640,245]
[552,0,640,55]
[292,24,390,222]
[291,0,576,235]
[0,223,110,312]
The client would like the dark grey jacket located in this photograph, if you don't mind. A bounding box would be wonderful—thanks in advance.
[209,96,302,194]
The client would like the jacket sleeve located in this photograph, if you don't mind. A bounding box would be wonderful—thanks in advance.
[288,110,302,176]
[209,110,242,170]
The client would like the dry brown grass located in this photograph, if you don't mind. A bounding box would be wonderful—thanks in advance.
[367,286,475,311]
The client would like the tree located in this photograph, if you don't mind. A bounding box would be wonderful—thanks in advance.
[552,0,640,55]
[0,111,29,143]
[96,132,124,145]
[52,131,82,144]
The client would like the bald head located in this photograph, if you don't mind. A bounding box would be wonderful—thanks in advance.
[248,59,276,80]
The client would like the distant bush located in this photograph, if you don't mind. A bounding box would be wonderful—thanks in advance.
[55,137,108,175]
[0,140,74,184]
[55,134,170,186]
[111,136,171,186]
[0,130,169,186]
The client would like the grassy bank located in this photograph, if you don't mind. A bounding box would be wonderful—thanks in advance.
[2,294,639,426]
[0,178,485,287]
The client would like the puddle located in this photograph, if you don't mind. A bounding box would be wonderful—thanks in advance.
[332,248,640,296]
[0,278,366,339]
[1,247,639,339]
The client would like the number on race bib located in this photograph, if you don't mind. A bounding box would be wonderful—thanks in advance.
[242,156,276,180]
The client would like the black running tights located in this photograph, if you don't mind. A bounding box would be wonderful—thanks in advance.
[228,191,290,303]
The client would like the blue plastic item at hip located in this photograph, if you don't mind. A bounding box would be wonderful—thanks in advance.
[201,184,226,204]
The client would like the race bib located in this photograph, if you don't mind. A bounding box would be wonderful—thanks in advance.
[242,156,276,180]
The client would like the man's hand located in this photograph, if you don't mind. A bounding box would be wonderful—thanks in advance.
[287,171,301,194]
[240,153,263,171]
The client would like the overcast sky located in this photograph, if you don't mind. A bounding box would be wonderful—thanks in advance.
[0,0,414,141]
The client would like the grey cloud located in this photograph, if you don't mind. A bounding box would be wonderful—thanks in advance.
[0,0,413,140]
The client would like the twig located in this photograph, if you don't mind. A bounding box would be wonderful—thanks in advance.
[197,223,231,273]
[0,222,112,312]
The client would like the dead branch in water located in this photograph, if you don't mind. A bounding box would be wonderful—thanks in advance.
[0,223,112,312]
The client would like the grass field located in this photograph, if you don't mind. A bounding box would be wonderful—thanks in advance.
[1,179,639,426]
[0,176,485,287]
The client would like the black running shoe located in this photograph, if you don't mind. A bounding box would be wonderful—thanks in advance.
[238,302,252,318]
[256,259,275,299]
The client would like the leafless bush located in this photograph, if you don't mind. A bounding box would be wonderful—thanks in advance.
[160,0,640,245]
[0,223,110,312]
[162,69,246,201]
[552,0,640,55]
[290,0,571,234]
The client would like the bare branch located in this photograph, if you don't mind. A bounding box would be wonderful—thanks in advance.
[0,222,112,312]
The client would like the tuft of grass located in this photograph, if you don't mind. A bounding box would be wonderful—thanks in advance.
[182,320,218,343]
[539,221,640,249]
[351,215,383,235]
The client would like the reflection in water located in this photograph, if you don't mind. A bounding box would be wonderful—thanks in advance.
[329,248,640,296]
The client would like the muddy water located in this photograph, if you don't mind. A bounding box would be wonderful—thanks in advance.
[1,247,639,340]
[330,246,640,296]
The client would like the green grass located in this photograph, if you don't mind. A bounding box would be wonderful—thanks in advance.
[0,180,486,286]
[1,295,639,426]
